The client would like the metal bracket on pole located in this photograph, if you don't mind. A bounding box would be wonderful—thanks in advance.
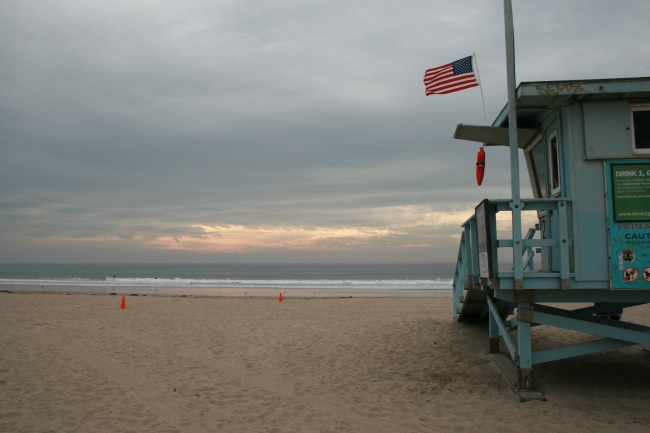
[513,290,536,304]
[518,308,534,323]
[488,337,500,354]
[518,368,534,391]
[562,279,571,290]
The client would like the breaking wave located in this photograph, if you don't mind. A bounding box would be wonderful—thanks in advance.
[0,276,453,290]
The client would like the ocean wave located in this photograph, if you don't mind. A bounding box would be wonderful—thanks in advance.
[0,277,453,290]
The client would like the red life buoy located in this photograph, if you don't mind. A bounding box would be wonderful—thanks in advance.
[476,146,485,186]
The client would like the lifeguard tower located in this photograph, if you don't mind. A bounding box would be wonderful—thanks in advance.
[453,78,650,399]
[451,2,650,401]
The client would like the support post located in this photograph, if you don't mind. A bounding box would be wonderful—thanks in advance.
[558,200,571,289]
[516,303,534,390]
[488,307,501,354]
[485,297,546,401]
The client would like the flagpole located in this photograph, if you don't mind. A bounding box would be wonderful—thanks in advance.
[503,0,523,289]
[473,52,489,126]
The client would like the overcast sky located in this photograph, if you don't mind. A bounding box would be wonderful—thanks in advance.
[1,0,649,263]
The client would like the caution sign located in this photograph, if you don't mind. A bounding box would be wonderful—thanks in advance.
[623,267,638,282]
[606,160,650,289]
[643,267,650,283]
[621,248,635,262]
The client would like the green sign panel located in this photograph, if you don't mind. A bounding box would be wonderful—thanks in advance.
[607,160,650,289]
[611,163,650,221]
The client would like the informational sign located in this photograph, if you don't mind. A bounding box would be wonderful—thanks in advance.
[606,160,650,289]
[611,162,650,221]
[475,200,493,279]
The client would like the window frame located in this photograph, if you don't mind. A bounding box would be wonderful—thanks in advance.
[631,104,650,155]
[548,129,562,197]
[524,135,545,199]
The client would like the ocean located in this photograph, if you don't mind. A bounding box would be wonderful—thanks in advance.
[0,262,454,297]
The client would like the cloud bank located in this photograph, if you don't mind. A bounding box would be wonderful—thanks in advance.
[1,0,648,262]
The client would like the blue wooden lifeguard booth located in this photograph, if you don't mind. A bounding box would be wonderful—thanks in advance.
[451,76,650,400]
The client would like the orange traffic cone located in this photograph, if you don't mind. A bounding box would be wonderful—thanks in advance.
[120,296,126,309]
[279,293,283,302]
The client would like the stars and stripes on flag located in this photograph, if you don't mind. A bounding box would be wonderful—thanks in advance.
[424,55,479,95]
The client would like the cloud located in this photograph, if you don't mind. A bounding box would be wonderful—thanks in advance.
[146,224,400,253]
[1,0,648,262]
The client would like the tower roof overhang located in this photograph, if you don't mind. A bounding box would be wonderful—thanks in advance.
[453,77,650,147]
[492,76,650,128]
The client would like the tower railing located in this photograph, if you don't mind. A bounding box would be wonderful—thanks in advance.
[453,197,574,320]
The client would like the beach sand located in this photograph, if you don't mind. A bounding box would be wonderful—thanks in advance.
[1,291,649,432]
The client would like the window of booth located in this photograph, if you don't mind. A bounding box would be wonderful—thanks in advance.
[548,130,561,196]
[631,105,650,154]
[525,136,547,198]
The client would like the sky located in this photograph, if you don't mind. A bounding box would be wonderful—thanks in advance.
[1,0,649,263]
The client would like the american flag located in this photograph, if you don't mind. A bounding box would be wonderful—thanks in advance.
[424,56,479,95]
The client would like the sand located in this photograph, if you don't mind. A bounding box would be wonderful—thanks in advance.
[1,291,649,432]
